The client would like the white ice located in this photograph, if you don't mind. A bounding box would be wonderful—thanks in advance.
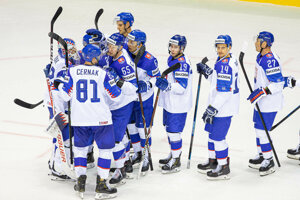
[0,0,300,200]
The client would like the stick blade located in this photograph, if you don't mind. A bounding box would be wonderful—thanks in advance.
[51,6,63,26]
[95,8,104,30]
[14,99,43,109]
[161,63,181,78]
[48,32,67,50]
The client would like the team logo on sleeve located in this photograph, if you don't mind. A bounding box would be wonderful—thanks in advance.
[217,73,231,81]
[145,53,152,59]
[266,53,273,58]
[118,57,125,64]
[222,59,229,63]
[178,57,185,62]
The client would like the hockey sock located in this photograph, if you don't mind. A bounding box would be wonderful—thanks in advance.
[167,132,182,158]
[256,138,262,154]
[256,129,272,159]
[208,138,216,159]
[112,142,126,168]
[98,149,112,180]
[139,127,152,150]
[214,139,228,166]
[122,134,130,161]
[88,144,94,153]
[127,123,141,153]
[74,146,89,178]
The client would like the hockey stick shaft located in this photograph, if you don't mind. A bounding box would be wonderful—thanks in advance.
[14,99,43,109]
[187,57,208,169]
[95,8,104,30]
[239,51,280,167]
[134,45,154,171]
[137,63,181,178]
[270,105,300,131]
[48,32,74,166]
[50,7,63,65]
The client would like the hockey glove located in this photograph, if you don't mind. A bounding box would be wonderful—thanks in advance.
[284,76,296,88]
[196,62,213,79]
[202,105,218,124]
[247,87,271,104]
[44,64,51,78]
[137,81,151,93]
[155,77,171,92]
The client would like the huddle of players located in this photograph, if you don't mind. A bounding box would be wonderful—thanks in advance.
[43,11,299,199]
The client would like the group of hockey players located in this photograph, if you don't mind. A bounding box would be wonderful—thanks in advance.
[43,10,300,200]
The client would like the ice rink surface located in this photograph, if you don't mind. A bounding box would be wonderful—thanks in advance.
[0,0,300,199]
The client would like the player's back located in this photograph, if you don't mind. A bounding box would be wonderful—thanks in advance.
[69,65,113,126]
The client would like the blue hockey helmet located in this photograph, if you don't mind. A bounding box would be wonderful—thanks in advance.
[107,33,125,47]
[169,34,187,51]
[58,38,78,59]
[128,29,147,45]
[114,12,134,27]
[83,29,104,46]
[257,31,274,47]
[82,44,101,62]
[215,35,232,47]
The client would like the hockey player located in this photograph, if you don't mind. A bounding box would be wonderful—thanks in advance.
[114,12,134,39]
[247,31,285,176]
[127,30,161,172]
[196,35,240,180]
[58,44,119,199]
[284,76,300,160]
[104,33,138,184]
[155,35,192,174]
[44,38,79,180]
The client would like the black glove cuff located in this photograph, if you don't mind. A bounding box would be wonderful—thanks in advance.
[116,80,124,88]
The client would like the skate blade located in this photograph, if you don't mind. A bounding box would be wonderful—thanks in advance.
[125,173,134,179]
[132,163,141,169]
[78,192,84,199]
[141,171,149,176]
[95,193,117,200]
[87,163,95,169]
[197,169,209,174]
[206,174,230,180]
[161,168,181,174]
[48,174,75,182]
[259,168,276,176]
[287,154,300,160]
[248,164,260,170]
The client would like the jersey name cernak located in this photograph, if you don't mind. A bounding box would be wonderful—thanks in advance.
[76,69,99,76]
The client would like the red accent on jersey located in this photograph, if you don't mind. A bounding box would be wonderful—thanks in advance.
[222,59,228,63]
[178,57,185,62]
[145,53,152,59]
[266,53,273,58]
[118,57,125,64]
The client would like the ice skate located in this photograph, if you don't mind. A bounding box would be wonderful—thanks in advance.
[131,151,142,168]
[161,156,181,174]
[124,159,134,179]
[87,149,95,169]
[207,158,230,180]
[287,145,300,160]
[74,175,87,199]
[95,176,117,200]
[248,153,264,169]
[109,168,126,186]
[259,158,275,176]
[197,158,218,174]
[49,171,73,181]
[159,153,171,168]
[141,157,150,176]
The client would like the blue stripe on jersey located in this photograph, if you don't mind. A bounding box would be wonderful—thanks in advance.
[167,55,191,89]
[74,157,87,168]
[257,52,284,83]
[97,157,111,169]
[215,60,233,92]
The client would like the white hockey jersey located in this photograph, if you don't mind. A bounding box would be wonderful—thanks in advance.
[158,55,193,113]
[207,54,240,117]
[60,64,121,126]
[254,52,284,112]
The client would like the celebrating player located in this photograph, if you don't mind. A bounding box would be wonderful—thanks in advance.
[127,29,161,173]
[155,35,193,174]
[247,31,285,176]
[196,35,240,180]
[58,44,120,199]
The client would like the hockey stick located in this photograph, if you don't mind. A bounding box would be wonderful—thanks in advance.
[137,62,181,179]
[95,8,104,30]
[270,105,300,131]
[239,42,280,167]
[187,57,209,169]
[14,99,43,109]
[48,32,75,170]
[134,45,154,171]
